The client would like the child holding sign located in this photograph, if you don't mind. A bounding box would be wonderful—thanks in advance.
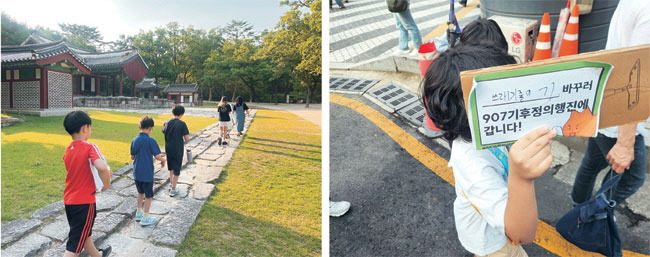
[421,45,556,256]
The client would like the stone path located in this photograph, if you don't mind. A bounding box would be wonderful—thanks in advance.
[330,0,481,64]
[1,110,257,257]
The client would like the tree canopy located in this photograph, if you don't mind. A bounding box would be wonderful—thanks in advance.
[1,2,321,106]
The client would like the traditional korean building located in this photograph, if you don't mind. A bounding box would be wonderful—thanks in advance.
[1,33,149,115]
[135,78,164,99]
[164,84,200,106]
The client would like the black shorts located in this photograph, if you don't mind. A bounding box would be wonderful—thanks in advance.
[65,203,96,253]
[167,152,183,176]
[135,181,154,198]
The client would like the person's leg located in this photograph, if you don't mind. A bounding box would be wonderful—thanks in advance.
[396,8,422,50]
[394,14,409,51]
[335,0,345,8]
[83,239,102,257]
[330,0,333,8]
[570,135,612,204]
[137,193,144,213]
[610,135,647,203]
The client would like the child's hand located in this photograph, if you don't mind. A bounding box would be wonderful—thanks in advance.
[508,126,557,181]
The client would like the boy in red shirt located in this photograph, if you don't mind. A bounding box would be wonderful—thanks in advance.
[62,111,112,257]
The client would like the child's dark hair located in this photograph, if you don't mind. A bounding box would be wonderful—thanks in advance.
[63,111,92,135]
[172,105,185,116]
[140,116,154,129]
[459,18,509,53]
[421,44,516,142]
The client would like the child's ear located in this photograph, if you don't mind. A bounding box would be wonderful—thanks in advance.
[138,125,142,130]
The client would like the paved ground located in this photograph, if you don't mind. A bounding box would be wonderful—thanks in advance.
[329,90,650,256]
[248,103,322,126]
[330,0,481,65]
[1,110,257,257]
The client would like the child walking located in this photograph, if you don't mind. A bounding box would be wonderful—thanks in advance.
[131,116,166,225]
[421,45,556,256]
[217,96,232,145]
[232,96,250,136]
[163,105,190,197]
[62,111,112,257]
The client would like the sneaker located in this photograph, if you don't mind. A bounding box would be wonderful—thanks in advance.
[329,201,351,217]
[135,211,144,221]
[139,216,158,226]
[169,188,177,197]
[409,49,419,56]
[222,141,228,145]
[100,245,112,257]
[217,137,222,145]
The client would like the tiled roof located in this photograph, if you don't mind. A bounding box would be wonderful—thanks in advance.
[136,78,164,89]
[3,33,149,74]
[163,84,199,93]
[1,40,90,70]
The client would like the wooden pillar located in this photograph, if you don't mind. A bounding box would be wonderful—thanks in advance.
[43,67,49,109]
[95,74,100,96]
[111,75,116,96]
[132,80,136,97]
[119,73,123,96]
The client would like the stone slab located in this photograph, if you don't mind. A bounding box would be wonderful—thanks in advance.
[116,185,139,197]
[177,174,195,184]
[99,233,143,256]
[31,200,64,220]
[94,213,126,233]
[150,199,203,246]
[1,218,43,246]
[113,164,133,176]
[142,246,177,257]
[128,215,162,239]
[41,243,65,257]
[2,234,51,257]
[110,177,135,190]
[96,192,125,211]
[39,219,69,242]
[113,197,138,216]
[193,167,223,184]
[154,169,171,181]
[148,201,172,215]
[91,231,108,245]
[192,183,216,200]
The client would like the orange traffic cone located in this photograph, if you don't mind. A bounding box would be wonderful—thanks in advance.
[533,13,551,61]
[559,4,579,56]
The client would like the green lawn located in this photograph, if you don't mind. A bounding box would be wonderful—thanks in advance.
[178,109,321,257]
[1,110,218,223]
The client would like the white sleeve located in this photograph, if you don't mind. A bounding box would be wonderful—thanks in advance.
[629,7,650,46]
[458,161,508,233]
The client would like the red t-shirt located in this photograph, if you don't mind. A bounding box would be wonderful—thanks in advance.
[63,140,103,204]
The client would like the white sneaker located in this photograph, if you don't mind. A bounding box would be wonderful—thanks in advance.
[409,49,419,56]
[329,201,351,217]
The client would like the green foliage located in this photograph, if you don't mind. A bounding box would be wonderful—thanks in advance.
[1,13,30,45]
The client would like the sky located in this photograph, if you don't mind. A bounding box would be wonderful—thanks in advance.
[1,0,289,42]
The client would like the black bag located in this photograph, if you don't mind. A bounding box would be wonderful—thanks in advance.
[555,173,622,257]
[386,0,408,13]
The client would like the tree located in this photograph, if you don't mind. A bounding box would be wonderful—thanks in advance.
[1,13,31,45]
[221,20,255,40]
[59,23,103,52]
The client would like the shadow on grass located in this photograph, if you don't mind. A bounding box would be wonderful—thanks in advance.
[246,141,322,154]
[245,136,320,148]
[178,166,321,257]
[237,146,321,162]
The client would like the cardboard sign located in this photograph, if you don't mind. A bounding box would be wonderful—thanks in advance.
[468,61,612,149]
[461,44,650,143]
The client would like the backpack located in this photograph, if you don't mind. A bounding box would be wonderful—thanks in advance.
[386,0,408,13]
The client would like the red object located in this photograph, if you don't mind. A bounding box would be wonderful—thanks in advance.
[423,96,442,131]
[63,141,103,204]
[122,58,147,82]
[418,42,437,78]
[35,53,91,74]
[511,32,522,45]
[533,13,552,61]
